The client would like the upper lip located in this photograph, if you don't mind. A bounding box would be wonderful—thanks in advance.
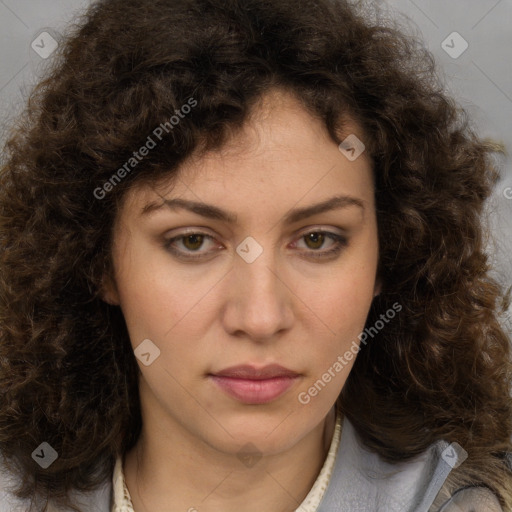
[211,364,300,380]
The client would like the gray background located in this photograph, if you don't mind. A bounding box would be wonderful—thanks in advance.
[1,0,511,329]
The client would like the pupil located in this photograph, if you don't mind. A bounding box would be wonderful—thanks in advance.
[184,234,203,250]
[306,233,324,249]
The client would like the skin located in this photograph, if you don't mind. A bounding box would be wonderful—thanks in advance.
[103,89,381,512]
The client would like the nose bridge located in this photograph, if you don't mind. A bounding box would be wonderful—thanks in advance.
[235,234,278,287]
[224,237,293,339]
[240,253,279,300]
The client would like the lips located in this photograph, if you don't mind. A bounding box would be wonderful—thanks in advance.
[213,364,300,380]
[209,364,301,404]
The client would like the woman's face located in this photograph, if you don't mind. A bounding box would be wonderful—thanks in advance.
[105,90,380,456]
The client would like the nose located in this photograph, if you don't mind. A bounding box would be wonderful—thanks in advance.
[221,249,294,342]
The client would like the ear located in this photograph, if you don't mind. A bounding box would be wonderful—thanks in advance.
[100,274,120,306]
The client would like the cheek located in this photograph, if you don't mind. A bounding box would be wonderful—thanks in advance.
[294,278,374,408]
[112,240,214,343]
[113,255,167,335]
[118,279,207,349]
[307,264,376,336]
[311,283,372,367]
[297,258,378,369]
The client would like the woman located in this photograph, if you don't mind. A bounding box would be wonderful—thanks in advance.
[0,0,511,511]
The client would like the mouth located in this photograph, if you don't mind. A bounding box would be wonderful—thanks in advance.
[209,364,301,405]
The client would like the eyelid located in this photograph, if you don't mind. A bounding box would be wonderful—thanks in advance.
[163,230,221,259]
[290,228,348,259]
[163,226,349,260]
[293,224,347,238]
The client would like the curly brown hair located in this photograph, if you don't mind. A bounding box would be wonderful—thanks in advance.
[1,0,511,510]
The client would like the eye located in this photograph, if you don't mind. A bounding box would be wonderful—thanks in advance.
[293,230,348,259]
[164,232,222,260]
[163,229,348,262]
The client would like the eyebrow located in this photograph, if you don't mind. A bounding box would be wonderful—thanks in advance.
[141,194,365,224]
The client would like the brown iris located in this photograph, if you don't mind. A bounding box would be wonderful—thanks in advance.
[304,232,325,249]
[182,234,205,251]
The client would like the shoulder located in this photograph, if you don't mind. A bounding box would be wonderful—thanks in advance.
[436,486,503,512]
[330,418,506,512]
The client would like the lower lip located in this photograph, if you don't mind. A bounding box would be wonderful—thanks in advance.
[210,375,299,404]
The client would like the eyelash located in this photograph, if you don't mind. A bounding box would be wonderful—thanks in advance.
[163,230,348,261]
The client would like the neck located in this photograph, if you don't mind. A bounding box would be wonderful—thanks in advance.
[123,407,338,512]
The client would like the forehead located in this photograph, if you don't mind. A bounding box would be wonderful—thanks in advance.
[121,89,374,218]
